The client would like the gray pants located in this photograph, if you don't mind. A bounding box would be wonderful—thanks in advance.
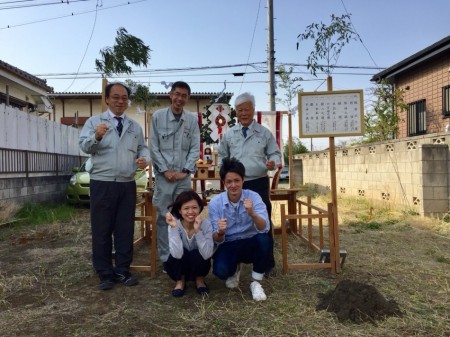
[153,173,192,262]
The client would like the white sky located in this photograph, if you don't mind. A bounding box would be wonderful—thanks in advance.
[1,0,450,150]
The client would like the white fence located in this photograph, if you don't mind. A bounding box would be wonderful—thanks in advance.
[0,104,83,204]
[0,103,81,155]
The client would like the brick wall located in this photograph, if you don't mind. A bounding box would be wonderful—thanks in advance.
[396,53,450,137]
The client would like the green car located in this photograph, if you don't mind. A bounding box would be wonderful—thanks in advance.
[65,158,149,205]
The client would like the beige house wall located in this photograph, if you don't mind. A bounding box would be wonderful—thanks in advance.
[293,132,450,217]
[0,64,53,113]
[0,82,42,106]
[52,95,212,140]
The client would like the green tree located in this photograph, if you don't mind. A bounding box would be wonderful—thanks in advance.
[95,27,151,77]
[364,79,407,142]
[276,65,306,162]
[297,14,358,77]
[276,65,302,110]
[125,79,159,112]
[283,137,308,165]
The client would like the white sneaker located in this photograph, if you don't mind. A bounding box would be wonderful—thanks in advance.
[250,281,267,301]
[225,267,241,289]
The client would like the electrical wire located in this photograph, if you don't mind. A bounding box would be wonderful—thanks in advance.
[0,0,147,29]
[340,0,378,68]
[63,0,100,92]
[238,0,262,94]
[0,0,95,10]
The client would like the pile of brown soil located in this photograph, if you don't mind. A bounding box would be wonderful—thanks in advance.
[317,279,403,323]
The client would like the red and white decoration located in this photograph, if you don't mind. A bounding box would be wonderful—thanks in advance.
[208,103,231,142]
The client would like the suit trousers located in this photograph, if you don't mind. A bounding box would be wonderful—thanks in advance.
[90,179,136,278]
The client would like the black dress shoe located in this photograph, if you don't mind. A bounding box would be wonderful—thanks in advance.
[114,272,139,286]
[99,276,114,290]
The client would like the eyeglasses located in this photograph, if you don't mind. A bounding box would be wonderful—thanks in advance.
[109,96,128,102]
[171,91,189,100]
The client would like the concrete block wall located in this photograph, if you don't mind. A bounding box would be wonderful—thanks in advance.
[293,132,450,217]
[0,176,71,205]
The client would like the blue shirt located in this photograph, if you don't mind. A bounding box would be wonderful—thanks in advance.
[208,189,270,242]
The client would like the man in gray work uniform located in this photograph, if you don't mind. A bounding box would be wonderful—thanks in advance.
[150,81,200,266]
[79,82,150,290]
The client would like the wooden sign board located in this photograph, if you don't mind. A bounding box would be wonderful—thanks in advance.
[298,90,364,138]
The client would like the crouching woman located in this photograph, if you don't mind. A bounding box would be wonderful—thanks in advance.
[164,190,213,297]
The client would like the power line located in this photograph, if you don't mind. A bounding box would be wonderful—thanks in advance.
[0,0,94,10]
[340,0,379,68]
[0,0,147,29]
[238,0,262,94]
[34,61,384,77]
[62,0,100,92]
[39,70,377,80]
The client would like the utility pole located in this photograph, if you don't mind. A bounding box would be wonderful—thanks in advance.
[267,0,276,111]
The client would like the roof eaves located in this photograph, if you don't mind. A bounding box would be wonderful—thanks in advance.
[0,59,54,92]
[371,35,450,83]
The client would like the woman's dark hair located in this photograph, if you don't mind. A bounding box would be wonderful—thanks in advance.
[219,157,245,180]
[168,190,204,219]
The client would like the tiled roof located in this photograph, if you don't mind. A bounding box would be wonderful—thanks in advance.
[0,59,53,92]
[52,92,234,98]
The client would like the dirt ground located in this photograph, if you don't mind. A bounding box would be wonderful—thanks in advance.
[316,279,403,323]
[0,196,449,337]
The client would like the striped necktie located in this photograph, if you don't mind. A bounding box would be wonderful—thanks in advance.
[114,117,123,136]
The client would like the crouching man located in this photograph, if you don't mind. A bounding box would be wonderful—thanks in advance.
[208,157,271,301]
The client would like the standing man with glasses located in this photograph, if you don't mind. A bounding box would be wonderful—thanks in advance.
[218,92,281,276]
[79,82,150,290]
[150,81,200,269]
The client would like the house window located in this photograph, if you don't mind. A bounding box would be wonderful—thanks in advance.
[443,85,450,116]
[0,93,27,110]
[407,99,426,136]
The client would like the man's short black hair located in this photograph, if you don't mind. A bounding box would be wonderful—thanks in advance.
[105,82,131,101]
[170,81,191,96]
[219,157,245,181]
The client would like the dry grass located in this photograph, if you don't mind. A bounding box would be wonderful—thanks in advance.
[0,200,21,224]
[0,196,449,337]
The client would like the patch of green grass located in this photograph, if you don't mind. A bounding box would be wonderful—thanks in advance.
[366,221,382,230]
[346,219,400,231]
[435,255,450,264]
[14,202,76,226]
